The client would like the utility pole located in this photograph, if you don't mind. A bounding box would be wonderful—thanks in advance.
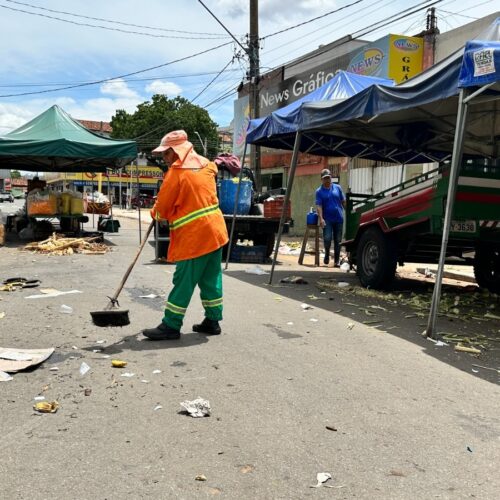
[248,0,261,191]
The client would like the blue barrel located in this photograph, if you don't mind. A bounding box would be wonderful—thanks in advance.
[219,179,252,215]
[307,211,318,225]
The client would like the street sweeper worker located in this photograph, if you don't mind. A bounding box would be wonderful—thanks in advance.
[142,130,228,340]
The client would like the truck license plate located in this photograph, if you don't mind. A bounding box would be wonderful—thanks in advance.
[450,220,476,233]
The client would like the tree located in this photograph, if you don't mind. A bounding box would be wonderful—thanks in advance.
[110,95,219,158]
[10,170,21,178]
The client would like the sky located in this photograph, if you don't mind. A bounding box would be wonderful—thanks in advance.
[0,0,498,136]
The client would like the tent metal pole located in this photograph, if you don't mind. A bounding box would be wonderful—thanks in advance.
[268,132,302,285]
[136,159,142,243]
[224,141,248,270]
[425,88,469,339]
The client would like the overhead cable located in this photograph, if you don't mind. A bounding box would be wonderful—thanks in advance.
[5,0,228,36]
[0,42,233,98]
[0,3,230,39]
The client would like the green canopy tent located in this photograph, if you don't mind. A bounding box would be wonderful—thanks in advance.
[0,105,137,172]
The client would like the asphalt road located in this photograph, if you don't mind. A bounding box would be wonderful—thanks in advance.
[0,216,499,499]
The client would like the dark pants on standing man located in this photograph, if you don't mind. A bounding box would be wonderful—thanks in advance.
[323,220,343,265]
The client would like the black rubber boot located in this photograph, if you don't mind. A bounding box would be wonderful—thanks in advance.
[324,245,331,265]
[143,322,180,340]
[192,318,221,335]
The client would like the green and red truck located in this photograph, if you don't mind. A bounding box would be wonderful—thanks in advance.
[344,160,500,292]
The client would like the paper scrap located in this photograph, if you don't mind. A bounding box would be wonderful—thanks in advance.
[25,290,82,299]
[140,294,158,299]
[79,362,91,376]
[0,370,13,382]
[310,472,333,488]
[180,397,211,418]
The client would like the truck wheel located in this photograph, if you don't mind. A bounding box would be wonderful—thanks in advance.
[474,245,500,293]
[356,227,397,289]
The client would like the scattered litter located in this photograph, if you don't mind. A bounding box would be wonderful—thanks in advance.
[33,396,45,401]
[0,347,54,373]
[273,297,283,302]
[72,346,78,350]
[120,372,135,378]
[427,338,448,347]
[195,475,207,481]
[347,322,355,330]
[454,343,481,354]
[33,401,59,413]
[310,472,334,488]
[310,318,319,322]
[471,364,500,373]
[0,312,5,319]
[326,425,337,432]
[280,276,308,284]
[49,367,59,372]
[472,368,479,373]
[484,312,500,320]
[244,265,269,275]
[180,397,211,418]
[79,362,91,376]
[154,405,163,411]
[140,294,158,299]
[338,282,349,288]
[141,380,149,384]
[59,304,73,314]
[101,355,110,359]
[467,446,473,453]
[340,262,350,272]
[239,465,254,474]
[92,349,101,353]
[0,370,13,382]
[301,303,313,310]
[84,388,92,396]
[389,470,407,477]
[23,233,109,255]
[111,360,127,368]
[286,322,294,326]
[152,369,162,374]
[25,290,82,299]
[96,340,106,344]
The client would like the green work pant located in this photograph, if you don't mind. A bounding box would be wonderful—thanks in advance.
[163,248,223,330]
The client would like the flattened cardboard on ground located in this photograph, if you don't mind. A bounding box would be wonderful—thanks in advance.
[0,348,54,373]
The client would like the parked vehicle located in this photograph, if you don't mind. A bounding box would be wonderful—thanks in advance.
[131,194,155,208]
[0,192,14,203]
[344,160,500,292]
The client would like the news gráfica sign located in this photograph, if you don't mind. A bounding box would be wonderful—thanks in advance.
[256,34,423,116]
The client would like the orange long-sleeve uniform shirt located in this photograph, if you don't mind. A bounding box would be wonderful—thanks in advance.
[152,161,228,262]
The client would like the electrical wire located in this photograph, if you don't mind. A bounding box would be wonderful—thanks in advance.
[191,60,235,103]
[5,0,229,36]
[261,0,368,40]
[0,41,233,98]
[0,3,229,40]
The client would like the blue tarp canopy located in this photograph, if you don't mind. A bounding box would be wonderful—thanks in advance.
[247,19,500,163]
[246,71,393,147]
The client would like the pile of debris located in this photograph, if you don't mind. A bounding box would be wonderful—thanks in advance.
[22,233,110,255]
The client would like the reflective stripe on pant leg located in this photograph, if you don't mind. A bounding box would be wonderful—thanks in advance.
[163,257,202,330]
[198,248,223,321]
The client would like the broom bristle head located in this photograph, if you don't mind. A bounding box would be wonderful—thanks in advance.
[90,310,130,327]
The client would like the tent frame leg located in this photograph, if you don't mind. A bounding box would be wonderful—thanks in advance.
[268,132,302,285]
[425,89,469,338]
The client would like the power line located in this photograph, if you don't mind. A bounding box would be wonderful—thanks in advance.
[191,60,235,103]
[261,0,368,40]
[0,41,233,98]
[197,0,247,52]
[5,0,228,36]
[0,69,241,89]
[0,3,229,40]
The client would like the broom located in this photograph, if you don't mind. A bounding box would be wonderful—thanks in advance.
[90,220,155,327]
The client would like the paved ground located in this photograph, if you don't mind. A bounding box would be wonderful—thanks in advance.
[0,213,499,499]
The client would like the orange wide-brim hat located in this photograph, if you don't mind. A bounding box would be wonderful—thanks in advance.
[152,129,207,169]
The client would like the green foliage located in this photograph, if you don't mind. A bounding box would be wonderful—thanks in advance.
[110,95,219,158]
[10,170,21,178]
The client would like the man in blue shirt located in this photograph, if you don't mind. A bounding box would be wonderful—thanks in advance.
[315,169,346,267]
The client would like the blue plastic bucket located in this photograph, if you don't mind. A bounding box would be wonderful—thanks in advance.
[219,179,252,215]
[307,211,318,225]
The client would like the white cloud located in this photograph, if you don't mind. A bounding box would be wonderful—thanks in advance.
[100,79,139,99]
[145,80,183,96]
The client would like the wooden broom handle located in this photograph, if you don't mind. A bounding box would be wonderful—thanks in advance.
[110,220,155,303]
